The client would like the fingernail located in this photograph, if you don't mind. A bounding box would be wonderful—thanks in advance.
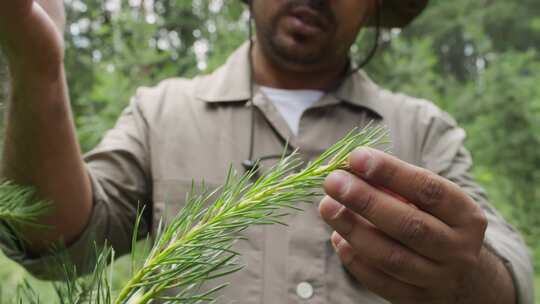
[331,232,354,265]
[319,196,342,220]
[331,231,344,248]
[326,170,351,198]
[350,148,375,178]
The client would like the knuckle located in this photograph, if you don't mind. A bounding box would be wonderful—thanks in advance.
[341,216,356,238]
[356,191,378,217]
[435,228,456,251]
[377,159,398,184]
[470,208,488,231]
[382,247,408,274]
[398,213,428,245]
[455,252,479,268]
[414,171,445,206]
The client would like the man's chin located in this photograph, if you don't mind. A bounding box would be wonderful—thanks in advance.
[270,40,330,68]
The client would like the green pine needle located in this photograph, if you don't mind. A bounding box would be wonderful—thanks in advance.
[0,181,50,244]
[114,125,387,304]
[0,181,50,226]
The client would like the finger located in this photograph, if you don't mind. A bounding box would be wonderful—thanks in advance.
[321,198,445,287]
[0,0,32,14]
[0,0,32,25]
[319,195,356,235]
[35,0,65,31]
[0,3,64,72]
[331,233,428,303]
[324,171,456,260]
[348,147,478,227]
[378,186,411,205]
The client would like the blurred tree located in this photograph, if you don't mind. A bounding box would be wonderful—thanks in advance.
[63,0,247,151]
[0,0,538,301]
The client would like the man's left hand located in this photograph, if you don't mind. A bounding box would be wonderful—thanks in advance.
[319,148,516,304]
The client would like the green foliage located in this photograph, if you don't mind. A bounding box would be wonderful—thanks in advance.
[63,0,246,151]
[457,52,540,230]
[0,182,50,246]
[0,0,538,302]
[0,182,49,227]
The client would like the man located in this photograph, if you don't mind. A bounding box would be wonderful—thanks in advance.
[0,0,534,303]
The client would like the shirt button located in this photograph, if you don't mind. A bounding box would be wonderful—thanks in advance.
[296,281,314,299]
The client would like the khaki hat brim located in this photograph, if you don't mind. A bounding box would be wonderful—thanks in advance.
[240,0,429,29]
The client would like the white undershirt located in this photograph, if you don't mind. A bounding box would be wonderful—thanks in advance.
[260,86,324,136]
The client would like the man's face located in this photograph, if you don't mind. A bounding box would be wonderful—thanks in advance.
[252,0,374,71]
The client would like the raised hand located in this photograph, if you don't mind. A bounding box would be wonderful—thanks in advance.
[320,148,516,304]
[0,0,93,252]
[0,0,65,76]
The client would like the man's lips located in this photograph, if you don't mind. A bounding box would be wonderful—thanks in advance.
[284,6,329,36]
[290,6,329,29]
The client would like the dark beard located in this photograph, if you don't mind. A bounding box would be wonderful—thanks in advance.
[259,0,338,66]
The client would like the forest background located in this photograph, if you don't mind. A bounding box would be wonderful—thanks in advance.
[0,0,538,302]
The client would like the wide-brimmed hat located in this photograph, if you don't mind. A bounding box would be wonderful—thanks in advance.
[241,0,429,28]
[372,0,429,28]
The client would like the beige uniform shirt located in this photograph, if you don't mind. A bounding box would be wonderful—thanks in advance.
[3,43,534,303]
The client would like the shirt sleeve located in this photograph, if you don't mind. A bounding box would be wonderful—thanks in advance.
[419,106,535,304]
[0,93,153,280]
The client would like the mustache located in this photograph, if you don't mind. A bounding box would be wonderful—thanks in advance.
[278,0,336,25]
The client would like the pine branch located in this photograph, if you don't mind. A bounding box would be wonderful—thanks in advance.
[114,126,387,304]
[14,280,43,304]
[0,181,50,245]
[52,243,115,304]
[0,181,50,226]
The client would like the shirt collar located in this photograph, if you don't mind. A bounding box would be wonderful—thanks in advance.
[194,41,385,117]
[194,42,252,103]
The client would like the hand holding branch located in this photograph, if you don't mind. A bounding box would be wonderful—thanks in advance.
[320,148,516,304]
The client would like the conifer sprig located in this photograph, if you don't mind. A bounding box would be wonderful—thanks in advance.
[115,126,387,304]
[0,182,50,226]
[0,181,50,243]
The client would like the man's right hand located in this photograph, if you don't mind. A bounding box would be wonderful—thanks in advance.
[0,0,94,254]
[0,0,65,77]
